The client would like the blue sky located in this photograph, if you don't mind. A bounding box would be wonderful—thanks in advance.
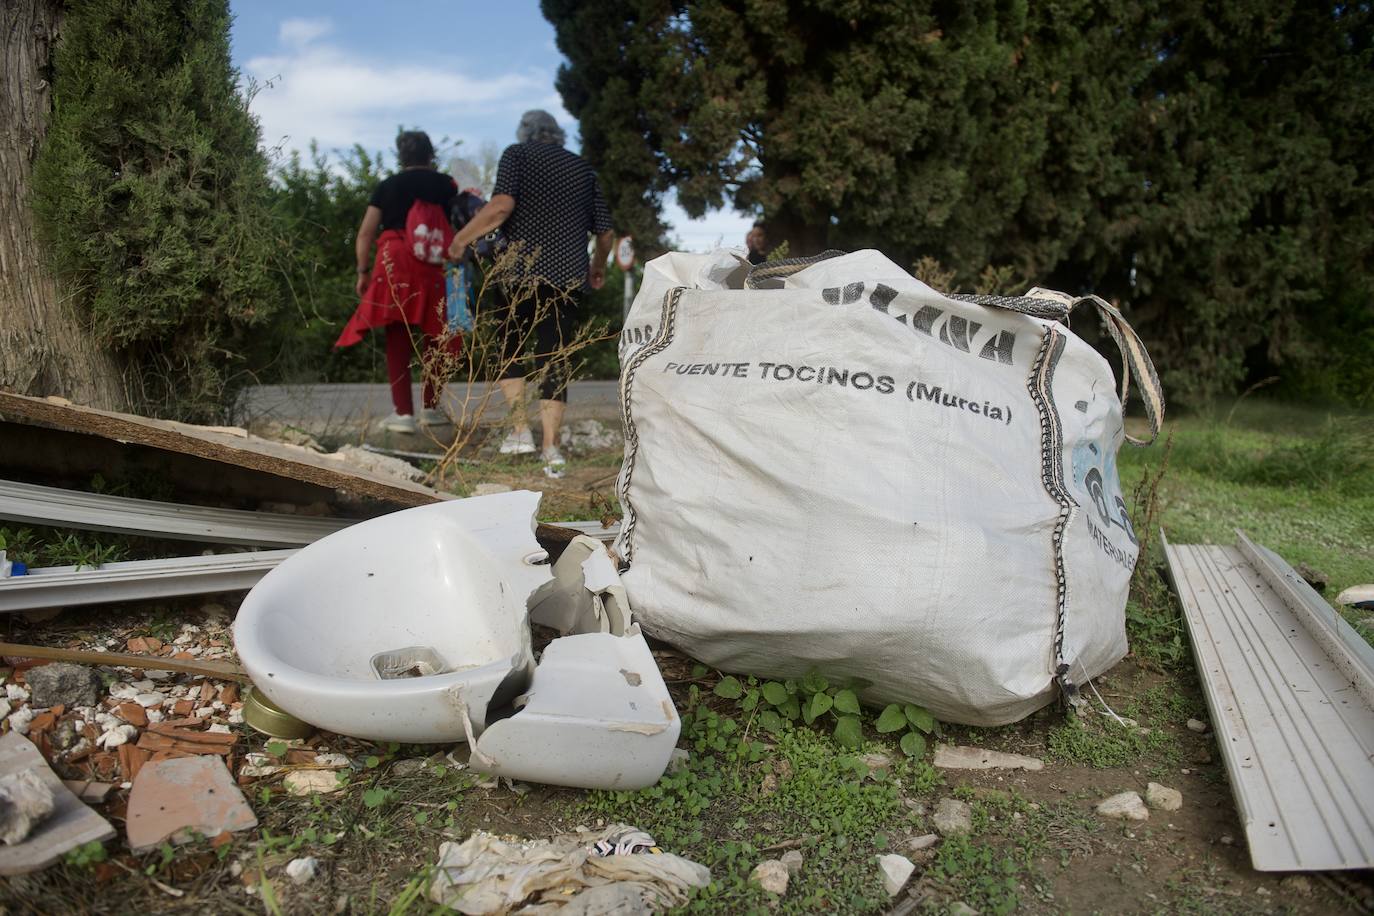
[228,0,752,251]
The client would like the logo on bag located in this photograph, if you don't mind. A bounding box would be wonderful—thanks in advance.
[823,283,1018,367]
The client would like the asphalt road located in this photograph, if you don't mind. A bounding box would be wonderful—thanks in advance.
[234,381,621,430]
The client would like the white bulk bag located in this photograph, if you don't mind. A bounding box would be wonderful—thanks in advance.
[613,249,1163,726]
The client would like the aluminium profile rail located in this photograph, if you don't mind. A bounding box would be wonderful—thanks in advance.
[0,479,621,547]
[0,479,351,547]
[1163,528,1374,871]
[0,550,295,613]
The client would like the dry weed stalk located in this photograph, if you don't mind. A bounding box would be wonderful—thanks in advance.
[390,240,613,490]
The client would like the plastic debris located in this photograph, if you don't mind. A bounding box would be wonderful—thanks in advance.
[428,823,710,914]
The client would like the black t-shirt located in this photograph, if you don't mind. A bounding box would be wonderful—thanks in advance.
[492,142,613,286]
[369,169,458,231]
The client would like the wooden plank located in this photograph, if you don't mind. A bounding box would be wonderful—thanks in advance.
[0,641,247,682]
[1163,531,1374,871]
[0,390,445,508]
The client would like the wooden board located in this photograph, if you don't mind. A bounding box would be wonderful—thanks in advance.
[0,391,445,508]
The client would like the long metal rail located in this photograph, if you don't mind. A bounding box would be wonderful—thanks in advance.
[0,551,295,613]
[0,479,350,547]
[1163,528,1374,871]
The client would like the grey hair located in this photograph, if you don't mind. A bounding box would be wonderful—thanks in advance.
[516,109,566,146]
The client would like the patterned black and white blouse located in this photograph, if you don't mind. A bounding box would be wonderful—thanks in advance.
[492,141,614,288]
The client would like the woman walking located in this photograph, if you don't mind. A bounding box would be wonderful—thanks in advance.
[448,110,615,478]
[336,130,461,433]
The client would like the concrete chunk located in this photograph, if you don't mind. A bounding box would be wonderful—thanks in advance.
[933,744,1044,771]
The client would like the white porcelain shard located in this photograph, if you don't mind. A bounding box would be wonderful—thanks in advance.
[469,625,680,790]
[527,535,630,636]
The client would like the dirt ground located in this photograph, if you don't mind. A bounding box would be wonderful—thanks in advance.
[2,432,1372,914]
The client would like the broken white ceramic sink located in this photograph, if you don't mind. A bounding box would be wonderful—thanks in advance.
[232,491,679,790]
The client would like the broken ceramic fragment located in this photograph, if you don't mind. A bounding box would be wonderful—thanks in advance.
[125,756,257,852]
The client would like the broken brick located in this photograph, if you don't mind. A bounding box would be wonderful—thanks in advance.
[173,699,195,717]
[28,712,56,734]
[218,684,239,705]
[116,702,148,727]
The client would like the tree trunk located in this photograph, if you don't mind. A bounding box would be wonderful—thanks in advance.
[0,0,129,409]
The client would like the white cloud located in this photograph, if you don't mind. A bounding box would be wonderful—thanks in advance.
[244,28,554,159]
[278,17,331,47]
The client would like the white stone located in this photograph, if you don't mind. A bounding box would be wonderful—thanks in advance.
[313,753,351,769]
[0,769,56,845]
[207,724,231,734]
[131,680,155,691]
[135,692,164,708]
[907,833,940,851]
[194,707,214,718]
[144,670,173,681]
[780,849,803,876]
[228,707,245,724]
[284,770,344,796]
[146,709,164,723]
[933,798,973,836]
[7,708,34,735]
[878,854,915,897]
[933,745,1044,771]
[750,859,789,895]
[97,724,138,749]
[0,700,10,720]
[108,683,139,700]
[1145,782,1183,812]
[6,684,30,702]
[948,903,980,916]
[286,856,318,885]
[1096,791,1150,821]
[472,483,513,497]
[1186,718,1208,733]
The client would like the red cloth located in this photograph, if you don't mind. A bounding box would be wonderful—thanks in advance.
[385,324,464,415]
[335,229,446,348]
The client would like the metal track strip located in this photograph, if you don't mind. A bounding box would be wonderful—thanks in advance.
[0,551,295,613]
[0,479,351,547]
[1163,529,1374,871]
[0,479,620,547]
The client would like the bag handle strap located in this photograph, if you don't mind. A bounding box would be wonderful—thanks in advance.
[1070,294,1164,446]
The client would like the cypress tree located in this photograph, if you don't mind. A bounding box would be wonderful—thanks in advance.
[31,0,278,418]
[543,0,1374,405]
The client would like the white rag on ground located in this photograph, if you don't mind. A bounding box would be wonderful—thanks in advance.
[428,824,711,915]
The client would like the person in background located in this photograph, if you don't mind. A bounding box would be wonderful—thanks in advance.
[746,220,769,265]
[336,130,459,434]
[448,110,614,479]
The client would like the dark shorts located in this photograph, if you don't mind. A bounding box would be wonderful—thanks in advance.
[492,282,582,402]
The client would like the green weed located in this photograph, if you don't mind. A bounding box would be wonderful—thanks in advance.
[581,684,937,913]
[1045,713,1179,770]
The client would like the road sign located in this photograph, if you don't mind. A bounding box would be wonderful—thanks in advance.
[615,236,635,272]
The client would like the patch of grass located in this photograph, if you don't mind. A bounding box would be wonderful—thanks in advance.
[0,525,130,569]
[581,685,940,913]
[1120,399,1374,649]
[1045,713,1180,770]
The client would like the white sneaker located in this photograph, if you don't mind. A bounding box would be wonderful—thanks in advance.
[541,447,566,479]
[379,412,417,434]
[498,427,537,455]
[418,407,451,427]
